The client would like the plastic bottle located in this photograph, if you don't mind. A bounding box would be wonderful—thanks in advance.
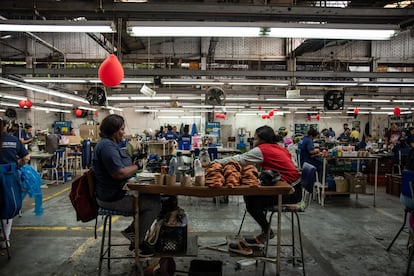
[176,152,185,182]
[168,156,177,176]
[194,158,204,177]
[192,133,199,148]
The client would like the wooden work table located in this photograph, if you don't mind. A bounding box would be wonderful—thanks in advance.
[126,182,293,275]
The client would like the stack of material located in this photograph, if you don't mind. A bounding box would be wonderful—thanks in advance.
[241,165,260,187]
[204,161,260,188]
[205,162,224,187]
[223,161,242,188]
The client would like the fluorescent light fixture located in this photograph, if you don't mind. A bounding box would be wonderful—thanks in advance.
[362,83,414,87]
[226,97,259,101]
[0,77,88,104]
[78,106,98,111]
[2,95,27,101]
[161,79,225,85]
[44,101,74,107]
[33,106,71,113]
[159,109,184,113]
[182,105,214,108]
[101,106,123,112]
[181,116,202,119]
[380,107,410,110]
[306,99,324,102]
[236,113,259,116]
[177,96,204,100]
[140,84,156,97]
[347,107,376,110]
[393,100,414,103]
[158,116,180,119]
[128,21,261,37]
[107,96,130,101]
[352,98,391,103]
[227,80,289,86]
[297,81,357,86]
[266,23,397,40]
[0,102,19,107]
[135,109,159,112]
[131,96,171,100]
[0,20,115,33]
[23,77,153,84]
[128,21,397,40]
[266,98,305,102]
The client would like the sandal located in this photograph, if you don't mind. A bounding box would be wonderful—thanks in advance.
[228,240,253,256]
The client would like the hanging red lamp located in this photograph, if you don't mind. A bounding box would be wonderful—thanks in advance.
[394,106,401,116]
[98,54,124,87]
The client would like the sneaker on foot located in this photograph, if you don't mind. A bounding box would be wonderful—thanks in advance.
[256,229,275,243]
[0,240,10,249]
[121,225,135,242]
[228,240,253,256]
[243,236,265,248]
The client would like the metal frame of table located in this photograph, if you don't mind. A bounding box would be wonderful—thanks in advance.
[321,155,379,207]
[126,183,293,276]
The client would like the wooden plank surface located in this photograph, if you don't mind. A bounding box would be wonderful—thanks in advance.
[126,182,293,197]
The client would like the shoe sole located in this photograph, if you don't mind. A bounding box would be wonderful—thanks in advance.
[243,237,265,248]
[228,241,253,256]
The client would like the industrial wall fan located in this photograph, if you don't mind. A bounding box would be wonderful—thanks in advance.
[324,90,345,110]
[5,108,17,118]
[205,87,225,106]
[86,87,106,106]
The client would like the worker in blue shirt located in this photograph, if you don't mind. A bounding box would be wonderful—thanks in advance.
[164,125,178,140]
[178,125,192,150]
[0,119,30,249]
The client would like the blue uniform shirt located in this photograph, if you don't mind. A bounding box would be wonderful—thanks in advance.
[178,134,192,150]
[93,137,133,202]
[0,132,29,164]
[165,131,178,140]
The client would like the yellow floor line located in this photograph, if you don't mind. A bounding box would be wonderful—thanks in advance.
[13,216,121,231]
[69,237,98,262]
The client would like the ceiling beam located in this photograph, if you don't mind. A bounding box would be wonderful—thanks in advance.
[1,2,413,25]
[3,67,414,79]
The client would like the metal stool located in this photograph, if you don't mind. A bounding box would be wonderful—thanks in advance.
[97,208,134,276]
[237,204,306,276]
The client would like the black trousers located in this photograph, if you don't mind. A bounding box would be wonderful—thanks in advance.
[243,184,302,232]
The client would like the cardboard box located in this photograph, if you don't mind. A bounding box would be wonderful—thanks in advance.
[344,172,367,194]
[79,125,99,142]
[335,178,349,192]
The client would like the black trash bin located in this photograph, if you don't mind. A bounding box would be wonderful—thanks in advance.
[189,260,223,276]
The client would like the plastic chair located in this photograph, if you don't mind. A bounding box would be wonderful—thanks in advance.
[41,149,65,184]
[301,162,318,207]
[386,170,414,276]
[97,208,134,276]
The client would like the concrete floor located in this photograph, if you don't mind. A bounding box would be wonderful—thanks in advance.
[0,182,411,276]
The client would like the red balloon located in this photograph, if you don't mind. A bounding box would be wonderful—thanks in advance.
[75,109,83,117]
[269,111,274,117]
[316,114,320,120]
[261,114,266,119]
[98,54,124,87]
[394,106,401,116]
[19,100,26,108]
[214,113,220,118]
[26,100,32,108]
[354,107,359,115]
[258,105,262,110]
[221,114,226,119]
[307,115,312,121]
[94,111,99,116]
